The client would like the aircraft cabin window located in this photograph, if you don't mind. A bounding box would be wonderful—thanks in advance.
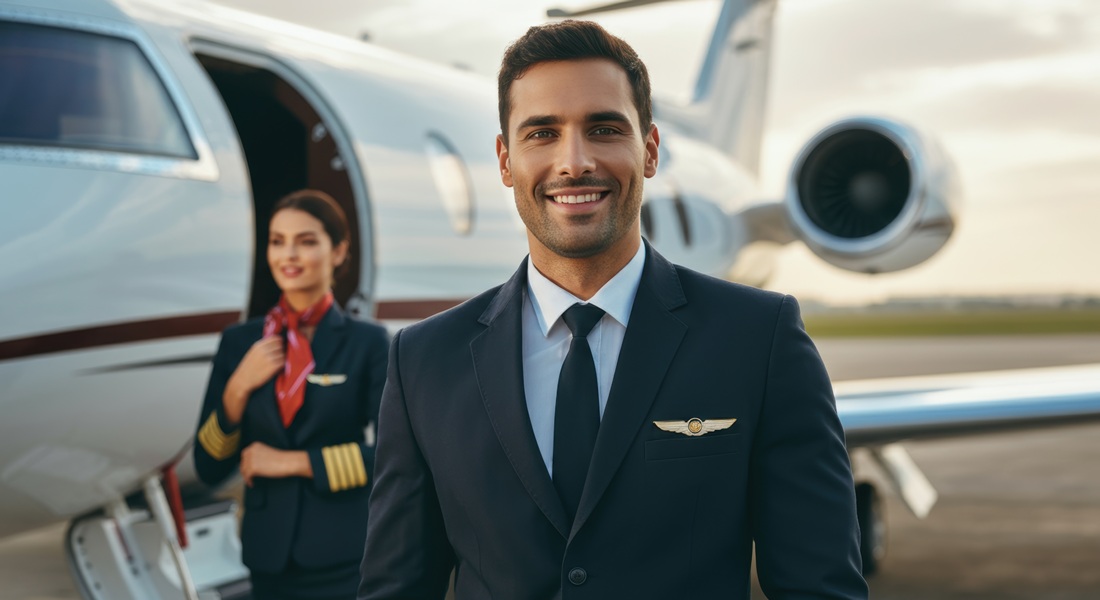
[0,21,195,159]
[425,132,475,235]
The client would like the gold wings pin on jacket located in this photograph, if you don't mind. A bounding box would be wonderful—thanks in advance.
[306,374,347,386]
[653,417,737,437]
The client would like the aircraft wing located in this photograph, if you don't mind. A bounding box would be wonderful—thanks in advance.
[837,364,1100,447]
[831,364,1100,521]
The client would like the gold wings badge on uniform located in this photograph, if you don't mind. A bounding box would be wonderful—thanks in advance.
[653,417,737,437]
[306,373,347,386]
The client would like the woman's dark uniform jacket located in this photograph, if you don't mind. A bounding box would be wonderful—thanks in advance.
[193,305,388,574]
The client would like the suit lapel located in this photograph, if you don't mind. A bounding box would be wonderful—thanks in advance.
[253,378,290,447]
[310,304,348,374]
[470,259,571,538]
[573,244,687,537]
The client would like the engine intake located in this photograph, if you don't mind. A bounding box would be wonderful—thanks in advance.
[785,117,960,274]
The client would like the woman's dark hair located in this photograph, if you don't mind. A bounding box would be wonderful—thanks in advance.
[271,189,350,276]
[272,189,349,246]
[497,19,652,143]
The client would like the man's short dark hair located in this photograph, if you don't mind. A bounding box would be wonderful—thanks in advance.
[497,20,652,143]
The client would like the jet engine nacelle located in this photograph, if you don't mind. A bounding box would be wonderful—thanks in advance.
[785,117,960,274]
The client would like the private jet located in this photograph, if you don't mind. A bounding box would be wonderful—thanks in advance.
[2,0,1099,597]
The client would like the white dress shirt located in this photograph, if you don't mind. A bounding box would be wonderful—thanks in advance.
[521,244,646,477]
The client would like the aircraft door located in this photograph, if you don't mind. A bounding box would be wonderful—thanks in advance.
[191,45,371,319]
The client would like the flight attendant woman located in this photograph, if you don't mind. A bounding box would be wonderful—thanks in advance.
[193,190,388,599]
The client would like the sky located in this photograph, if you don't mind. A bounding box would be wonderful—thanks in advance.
[217,0,1100,305]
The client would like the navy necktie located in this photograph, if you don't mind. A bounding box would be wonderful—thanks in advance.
[553,303,606,523]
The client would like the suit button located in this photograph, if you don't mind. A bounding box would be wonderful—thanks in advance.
[568,567,587,585]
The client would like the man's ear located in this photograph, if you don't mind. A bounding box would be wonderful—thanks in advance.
[496,134,514,187]
[644,124,660,178]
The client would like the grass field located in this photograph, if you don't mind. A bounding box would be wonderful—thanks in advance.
[803,308,1100,337]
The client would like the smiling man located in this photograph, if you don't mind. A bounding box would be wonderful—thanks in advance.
[501,57,655,277]
[360,20,867,600]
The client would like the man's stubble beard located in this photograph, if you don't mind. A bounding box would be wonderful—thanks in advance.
[518,173,644,260]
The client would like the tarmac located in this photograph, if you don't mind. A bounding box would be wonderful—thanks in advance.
[3,333,1100,599]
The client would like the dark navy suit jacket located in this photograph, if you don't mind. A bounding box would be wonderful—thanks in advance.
[360,244,867,600]
[194,305,388,574]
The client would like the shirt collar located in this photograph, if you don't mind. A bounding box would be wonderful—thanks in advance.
[526,243,646,337]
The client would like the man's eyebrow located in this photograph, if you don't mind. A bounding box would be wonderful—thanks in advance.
[516,115,561,130]
[588,111,631,124]
[515,111,633,132]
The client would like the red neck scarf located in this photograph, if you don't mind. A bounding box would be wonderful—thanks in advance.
[263,292,334,427]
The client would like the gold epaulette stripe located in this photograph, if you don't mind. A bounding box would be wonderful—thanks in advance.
[323,443,367,492]
[197,413,240,461]
[323,445,346,491]
[343,443,367,487]
[324,446,340,490]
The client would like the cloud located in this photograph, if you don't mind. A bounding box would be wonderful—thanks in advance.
[917,82,1100,138]
[778,0,1095,75]
[769,0,1100,118]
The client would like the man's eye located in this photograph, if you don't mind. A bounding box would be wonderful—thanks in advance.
[528,130,555,139]
[592,126,618,136]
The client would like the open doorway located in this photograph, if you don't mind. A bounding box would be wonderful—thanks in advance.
[195,52,363,319]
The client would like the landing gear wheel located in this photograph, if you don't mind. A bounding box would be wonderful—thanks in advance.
[855,482,886,576]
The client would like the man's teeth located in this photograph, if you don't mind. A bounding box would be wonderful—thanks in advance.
[552,192,601,204]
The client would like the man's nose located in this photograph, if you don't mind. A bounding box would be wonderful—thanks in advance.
[556,132,596,177]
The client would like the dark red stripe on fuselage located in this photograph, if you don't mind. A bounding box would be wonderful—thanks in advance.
[0,311,241,361]
[374,299,466,320]
[0,300,470,362]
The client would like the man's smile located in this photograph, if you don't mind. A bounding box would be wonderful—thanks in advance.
[547,191,607,204]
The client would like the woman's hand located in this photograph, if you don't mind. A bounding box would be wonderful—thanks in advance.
[223,337,285,423]
[240,442,313,487]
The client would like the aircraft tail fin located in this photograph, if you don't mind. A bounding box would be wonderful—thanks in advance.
[659,0,778,175]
